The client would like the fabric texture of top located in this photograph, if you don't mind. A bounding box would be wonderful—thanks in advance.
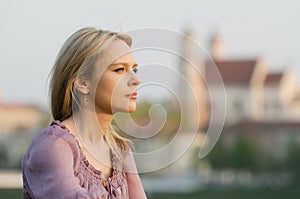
[22,121,141,199]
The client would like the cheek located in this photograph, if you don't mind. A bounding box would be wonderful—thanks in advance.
[96,76,115,99]
[95,73,124,103]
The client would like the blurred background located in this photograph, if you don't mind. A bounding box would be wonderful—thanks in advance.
[1,0,300,198]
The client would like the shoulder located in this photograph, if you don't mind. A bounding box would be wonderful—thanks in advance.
[24,124,80,164]
[34,123,76,143]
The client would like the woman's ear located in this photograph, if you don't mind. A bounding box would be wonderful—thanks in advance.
[74,76,90,95]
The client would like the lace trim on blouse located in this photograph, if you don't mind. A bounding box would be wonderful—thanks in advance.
[50,121,126,190]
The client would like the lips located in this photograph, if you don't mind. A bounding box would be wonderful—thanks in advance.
[129,92,137,99]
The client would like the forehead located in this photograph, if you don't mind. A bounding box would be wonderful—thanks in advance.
[101,39,134,65]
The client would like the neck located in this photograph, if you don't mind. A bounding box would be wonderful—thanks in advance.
[72,109,114,145]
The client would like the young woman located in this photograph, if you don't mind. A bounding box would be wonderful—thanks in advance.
[22,27,147,199]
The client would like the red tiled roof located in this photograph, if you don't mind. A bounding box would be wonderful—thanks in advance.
[264,72,283,85]
[205,60,257,85]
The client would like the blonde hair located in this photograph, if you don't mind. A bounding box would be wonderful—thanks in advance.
[49,27,132,163]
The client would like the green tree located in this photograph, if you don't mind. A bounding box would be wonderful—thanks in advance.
[286,139,300,177]
[229,137,258,172]
[205,139,232,169]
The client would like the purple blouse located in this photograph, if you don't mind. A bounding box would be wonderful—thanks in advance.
[22,121,147,199]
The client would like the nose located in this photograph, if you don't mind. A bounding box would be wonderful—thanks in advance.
[128,71,141,87]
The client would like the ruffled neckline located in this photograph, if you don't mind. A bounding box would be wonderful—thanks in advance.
[50,120,118,181]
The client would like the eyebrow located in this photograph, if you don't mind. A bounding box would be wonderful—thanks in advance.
[109,62,138,68]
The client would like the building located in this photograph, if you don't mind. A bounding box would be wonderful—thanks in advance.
[180,30,300,127]
[0,103,48,135]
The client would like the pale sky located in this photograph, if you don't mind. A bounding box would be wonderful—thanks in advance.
[0,0,299,108]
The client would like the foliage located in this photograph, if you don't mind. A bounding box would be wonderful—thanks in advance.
[205,136,259,172]
[285,139,300,177]
[0,143,8,168]
[149,187,300,199]
[202,131,300,178]
[228,137,258,171]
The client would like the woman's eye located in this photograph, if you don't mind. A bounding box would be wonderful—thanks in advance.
[132,68,138,73]
[114,68,125,73]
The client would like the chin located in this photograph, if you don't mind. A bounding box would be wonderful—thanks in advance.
[113,105,136,113]
[127,108,136,113]
[127,103,137,112]
[124,100,137,113]
[127,105,137,113]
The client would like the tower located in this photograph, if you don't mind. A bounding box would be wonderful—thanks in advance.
[210,33,226,61]
[178,28,208,130]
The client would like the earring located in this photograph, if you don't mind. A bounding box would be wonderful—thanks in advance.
[83,95,88,107]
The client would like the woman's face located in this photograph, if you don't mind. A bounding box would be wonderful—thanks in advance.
[92,39,140,114]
